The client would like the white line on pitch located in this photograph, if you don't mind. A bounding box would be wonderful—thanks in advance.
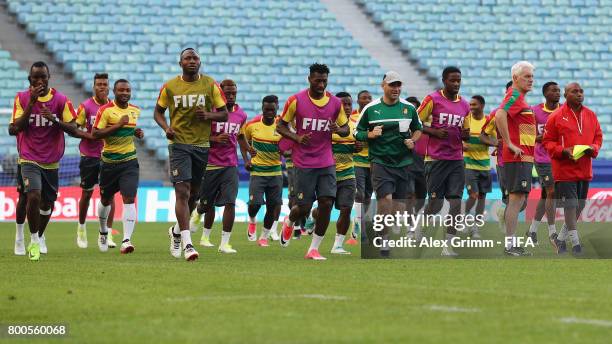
[425,305,481,313]
[558,317,612,327]
[166,294,350,302]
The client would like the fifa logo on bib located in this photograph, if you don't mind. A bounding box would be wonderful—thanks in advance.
[173,94,206,108]
[438,113,465,127]
[29,113,59,127]
[215,122,241,134]
[302,118,330,131]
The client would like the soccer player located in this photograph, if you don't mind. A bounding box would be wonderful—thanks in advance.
[154,48,227,261]
[243,95,283,247]
[10,61,78,261]
[283,121,303,239]
[189,79,248,253]
[8,124,27,256]
[495,61,537,256]
[75,73,116,249]
[405,96,427,238]
[479,81,513,232]
[93,79,143,254]
[526,81,560,245]
[463,95,491,239]
[355,72,423,257]
[418,66,470,256]
[543,82,602,256]
[348,90,372,245]
[276,63,349,260]
[309,92,359,254]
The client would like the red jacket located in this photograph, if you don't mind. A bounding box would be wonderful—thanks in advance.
[542,103,603,181]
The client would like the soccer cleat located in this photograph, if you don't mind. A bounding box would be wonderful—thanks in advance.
[14,239,25,256]
[218,244,237,254]
[504,246,532,256]
[184,244,199,261]
[107,229,117,248]
[189,209,202,233]
[279,216,293,247]
[39,234,47,254]
[380,249,390,258]
[169,227,182,258]
[331,246,351,255]
[27,242,40,261]
[247,222,257,241]
[441,246,458,257]
[305,249,327,260]
[526,231,538,245]
[496,207,506,233]
[257,238,269,247]
[98,233,109,252]
[572,244,583,257]
[120,240,135,254]
[77,226,88,248]
[352,220,361,239]
[270,228,280,241]
[345,238,358,246]
[304,217,315,235]
[293,228,302,239]
[556,239,567,254]
[199,234,215,247]
[549,233,559,251]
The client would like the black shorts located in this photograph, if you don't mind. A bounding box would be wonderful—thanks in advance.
[335,178,356,209]
[371,162,414,200]
[535,162,554,188]
[355,166,373,202]
[424,160,464,199]
[16,164,25,195]
[199,166,239,206]
[249,175,283,206]
[504,162,532,194]
[555,181,589,209]
[100,159,139,199]
[295,165,337,206]
[168,143,208,184]
[20,163,59,203]
[465,168,492,194]
[79,156,101,191]
[496,164,508,204]
[408,156,426,201]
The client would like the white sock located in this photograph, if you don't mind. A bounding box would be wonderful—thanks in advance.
[181,230,193,248]
[173,223,181,235]
[260,227,270,240]
[122,203,136,241]
[529,220,540,233]
[203,227,212,238]
[547,224,557,237]
[270,221,279,235]
[248,216,256,224]
[334,233,345,248]
[78,222,86,230]
[568,229,580,247]
[285,217,294,228]
[31,232,40,244]
[558,224,568,241]
[16,223,25,241]
[353,202,362,224]
[309,233,324,251]
[97,201,111,234]
[505,235,515,250]
[220,231,231,247]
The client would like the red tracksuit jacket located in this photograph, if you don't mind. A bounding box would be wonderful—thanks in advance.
[542,103,603,182]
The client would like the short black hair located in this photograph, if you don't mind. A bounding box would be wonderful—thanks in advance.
[335,92,351,99]
[180,47,197,58]
[405,96,420,108]
[220,79,236,89]
[309,63,330,75]
[30,61,49,74]
[471,95,486,105]
[114,79,130,88]
[505,81,513,90]
[442,66,461,80]
[262,95,278,104]
[357,90,370,98]
[542,81,558,95]
[93,73,108,83]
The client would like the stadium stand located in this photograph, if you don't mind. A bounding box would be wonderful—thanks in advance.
[356,0,611,159]
[5,0,385,165]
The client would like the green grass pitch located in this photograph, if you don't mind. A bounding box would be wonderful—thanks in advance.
[1,222,612,343]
